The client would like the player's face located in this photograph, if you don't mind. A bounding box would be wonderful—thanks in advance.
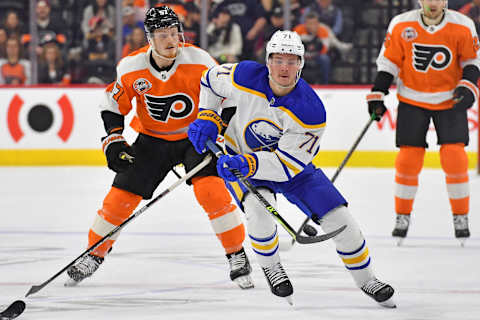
[420,0,446,19]
[268,53,301,87]
[150,26,180,59]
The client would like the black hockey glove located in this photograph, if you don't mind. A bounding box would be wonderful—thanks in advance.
[453,80,477,111]
[102,133,135,173]
[366,91,387,121]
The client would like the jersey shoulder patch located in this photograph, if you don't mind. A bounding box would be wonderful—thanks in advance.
[117,49,149,80]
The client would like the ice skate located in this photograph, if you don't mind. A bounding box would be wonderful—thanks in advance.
[226,247,254,289]
[64,254,104,287]
[392,214,410,246]
[361,278,396,308]
[453,214,470,247]
[262,262,293,305]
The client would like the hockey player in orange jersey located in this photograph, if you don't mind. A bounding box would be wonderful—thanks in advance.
[64,6,253,289]
[367,0,478,246]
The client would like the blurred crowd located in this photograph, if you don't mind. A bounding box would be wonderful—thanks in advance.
[1,0,477,86]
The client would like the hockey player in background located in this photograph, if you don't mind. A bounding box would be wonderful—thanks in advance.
[65,6,254,289]
[187,30,396,307]
[367,0,478,245]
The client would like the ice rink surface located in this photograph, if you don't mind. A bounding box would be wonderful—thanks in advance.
[1,166,479,320]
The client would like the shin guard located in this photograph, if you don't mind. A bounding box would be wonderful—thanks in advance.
[440,143,469,214]
[192,176,245,254]
[89,187,142,257]
[321,206,374,287]
[243,190,280,268]
[394,146,425,214]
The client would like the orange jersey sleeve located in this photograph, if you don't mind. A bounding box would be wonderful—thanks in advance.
[377,9,480,110]
[100,43,218,141]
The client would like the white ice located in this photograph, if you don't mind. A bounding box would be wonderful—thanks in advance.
[1,166,479,320]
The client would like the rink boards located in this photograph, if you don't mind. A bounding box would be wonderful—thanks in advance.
[0,86,478,168]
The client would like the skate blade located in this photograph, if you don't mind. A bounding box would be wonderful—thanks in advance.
[233,275,254,289]
[394,237,404,246]
[64,278,80,287]
[457,238,468,247]
[285,295,294,306]
[379,297,396,308]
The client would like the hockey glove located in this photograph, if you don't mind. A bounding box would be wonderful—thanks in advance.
[366,91,387,121]
[216,154,258,182]
[188,109,223,154]
[102,133,135,173]
[453,80,478,111]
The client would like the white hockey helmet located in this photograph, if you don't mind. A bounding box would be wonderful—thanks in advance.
[265,30,305,87]
[266,30,305,68]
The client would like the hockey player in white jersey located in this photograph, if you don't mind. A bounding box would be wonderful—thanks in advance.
[188,30,396,307]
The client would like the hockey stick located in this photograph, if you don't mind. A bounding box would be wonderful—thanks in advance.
[206,140,346,244]
[24,153,212,298]
[291,115,375,246]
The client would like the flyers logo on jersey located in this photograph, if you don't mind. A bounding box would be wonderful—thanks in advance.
[144,93,194,122]
[412,43,452,72]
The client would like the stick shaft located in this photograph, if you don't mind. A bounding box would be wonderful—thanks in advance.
[26,154,212,297]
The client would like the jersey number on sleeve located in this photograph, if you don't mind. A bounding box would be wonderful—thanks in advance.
[299,132,319,154]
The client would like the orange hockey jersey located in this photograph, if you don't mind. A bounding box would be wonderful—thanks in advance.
[101,43,217,141]
[377,9,480,110]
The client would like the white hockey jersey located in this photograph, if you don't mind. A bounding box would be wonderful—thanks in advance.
[200,61,327,182]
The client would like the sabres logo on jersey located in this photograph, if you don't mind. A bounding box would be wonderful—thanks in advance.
[244,119,282,151]
[412,43,452,72]
[144,93,194,122]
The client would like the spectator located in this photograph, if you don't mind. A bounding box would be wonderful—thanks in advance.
[207,8,242,63]
[183,2,201,46]
[459,0,480,34]
[302,0,343,37]
[3,11,24,39]
[81,0,115,45]
[0,28,7,58]
[256,6,285,61]
[0,37,30,85]
[122,5,144,43]
[294,12,331,84]
[83,16,115,84]
[38,41,70,84]
[22,0,67,58]
[212,0,268,60]
[121,26,146,57]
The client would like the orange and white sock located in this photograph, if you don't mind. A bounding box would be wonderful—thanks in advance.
[192,176,245,254]
[88,187,142,257]
[440,143,469,215]
[394,146,425,215]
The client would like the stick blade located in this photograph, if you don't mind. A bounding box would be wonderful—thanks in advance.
[0,300,26,320]
[296,225,347,244]
[25,284,44,297]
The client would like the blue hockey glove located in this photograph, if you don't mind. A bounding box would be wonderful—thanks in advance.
[217,154,258,182]
[102,133,135,173]
[366,91,387,121]
[188,109,223,154]
[453,80,477,111]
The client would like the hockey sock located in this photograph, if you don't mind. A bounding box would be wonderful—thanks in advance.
[321,206,374,288]
[243,189,280,268]
[440,143,469,214]
[394,146,425,214]
[88,187,142,257]
[192,176,245,254]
